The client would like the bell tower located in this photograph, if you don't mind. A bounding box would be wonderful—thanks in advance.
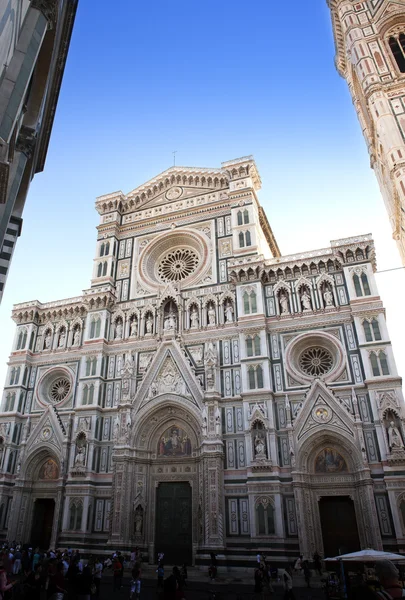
[328,0,405,263]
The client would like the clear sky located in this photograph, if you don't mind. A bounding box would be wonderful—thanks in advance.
[0,0,404,387]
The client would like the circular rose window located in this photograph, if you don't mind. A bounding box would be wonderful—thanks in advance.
[36,367,73,407]
[138,229,211,291]
[157,248,200,282]
[285,331,346,384]
[299,347,334,377]
[49,377,71,402]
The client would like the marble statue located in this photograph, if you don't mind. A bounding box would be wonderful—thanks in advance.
[279,293,289,315]
[202,406,208,437]
[146,315,153,334]
[255,435,266,459]
[130,319,138,337]
[164,311,176,331]
[324,289,334,307]
[224,302,234,323]
[301,290,312,311]
[135,509,143,534]
[74,446,85,467]
[44,332,51,349]
[190,307,199,328]
[388,421,404,450]
[115,321,123,340]
[58,330,66,347]
[208,304,216,325]
[73,328,81,346]
[215,407,221,435]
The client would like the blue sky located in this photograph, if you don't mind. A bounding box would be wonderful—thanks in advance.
[0,0,404,386]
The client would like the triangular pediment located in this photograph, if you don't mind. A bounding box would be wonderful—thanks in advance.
[25,405,66,458]
[134,340,204,413]
[294,379,355,443]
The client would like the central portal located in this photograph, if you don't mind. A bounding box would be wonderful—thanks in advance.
[155,482,192,565]
[319,496,360,557]
[31,499,55,549]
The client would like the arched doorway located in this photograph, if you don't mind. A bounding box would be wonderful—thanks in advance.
[293,433,382,558]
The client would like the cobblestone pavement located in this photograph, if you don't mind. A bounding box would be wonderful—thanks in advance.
[96,576,326,600]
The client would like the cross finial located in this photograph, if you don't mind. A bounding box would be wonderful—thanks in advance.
[172,150,177,166]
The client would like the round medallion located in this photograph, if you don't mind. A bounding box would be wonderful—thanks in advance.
[312,406,332,423]
[157,248,200,282]
[299,346,334,377]
[165,186,183,200]
[41,427,52,441]
[49,377,71,403]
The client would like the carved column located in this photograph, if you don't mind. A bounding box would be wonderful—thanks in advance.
[50,488,63,549]
[201,443,225,549]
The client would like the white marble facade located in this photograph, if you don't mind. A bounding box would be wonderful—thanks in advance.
[0,156,404,565]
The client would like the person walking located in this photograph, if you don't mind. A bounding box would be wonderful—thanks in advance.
[376,561,405,599]
[282,566,296,600]
[313,551,322,577]
[303,560,311,588]
[130,562,142,600]
[254,562,265,598]
[113,556,123,592]
[157,562,165,590]
[93,556,103,598]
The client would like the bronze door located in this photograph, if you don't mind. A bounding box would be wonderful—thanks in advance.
[155,482,192,565]
[319,496,360,557]
[31,499,55,550]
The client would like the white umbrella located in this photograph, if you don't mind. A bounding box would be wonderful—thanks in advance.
[325,549,405,563]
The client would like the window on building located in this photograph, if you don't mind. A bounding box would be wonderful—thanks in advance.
[370,351,390,376]
[85,359,91,377]
[97,263,102,277]
[256,500,275,535]
[91,358,97,376]
[17,394,24,414]
[389,35,405,73]
[246,335,261,357]
[82,385,89,406]
[16,329,27,350]
[9,369,15,386]
[102,262,107,277]
[363,320,373,342]
[243,290,257,315]
[105,242,110,255]
[239,231,252,248]
[239,231,245,248]
[372,318,382,341]
[248,365,264,390]
[243,209,249,224]
[100,243,105,257]
[29,331,35,350]
[89,316,101,339]
[237,211,243,226]
[353,271,371,297]
[245,230,251,246]
[69,501,83,531]
[89,384,94,404]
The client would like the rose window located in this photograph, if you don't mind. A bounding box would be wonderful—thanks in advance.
[49,378,71,403]
[298,347,334,377]
[157,248,200,282]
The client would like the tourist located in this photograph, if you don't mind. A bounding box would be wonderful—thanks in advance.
[209,552,217,581]
[254,562,265,597]
[313,551,322,576]
[13,546,21,574]
[77,562,93,600]
[130,561,142,599]
[113,556,123,592]
[303,560,311,588]
[180,563,188,587]
[375,561,405,599]
[163,567,178,600]
[92,556,103,598]
[24,563,42,600]
[282,566,295,600]
[47,561,67,599]
[294,555,303,573]
[157,562,165,589]
[32,547,41,571]
[0,558,17,598]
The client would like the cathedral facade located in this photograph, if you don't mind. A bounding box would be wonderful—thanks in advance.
[1,156,404,566]
[328,0,405,264]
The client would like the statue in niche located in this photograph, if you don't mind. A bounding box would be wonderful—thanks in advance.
[44,332,51,349]
[300,289,312,311]
[145,315,153,334]
[58,330,66,348]
[224,302,234,323]
[254,434,266,460]
[130,318,138,337]
[73,328,81,346]
[279,292,289,315]
[74,446,86,468]
[205,342,218,366]
[215,407,221,435]
[388,421,404,450]
[134,506,143,534]
[164,311,176,331]
[190,307,199,329]
[207,304,216,325]
[115,320,123,340]
[323,288,334,307]
[202,407,208,437]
